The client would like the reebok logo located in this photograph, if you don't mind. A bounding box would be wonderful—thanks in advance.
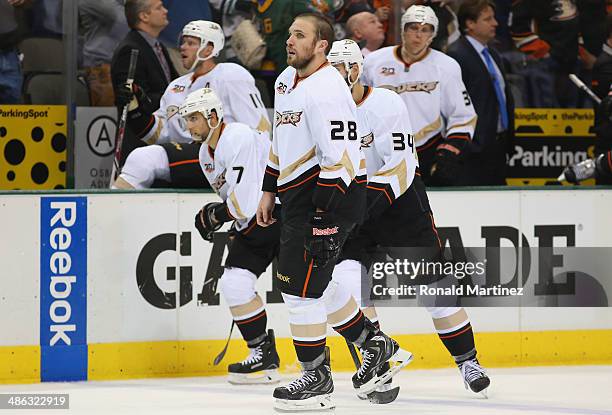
[312,226,338,236]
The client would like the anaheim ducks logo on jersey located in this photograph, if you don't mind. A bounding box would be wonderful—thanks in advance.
[211,170,226,193]
[381,81,439,95]
[360,132,374,148]
[275,110,303,127]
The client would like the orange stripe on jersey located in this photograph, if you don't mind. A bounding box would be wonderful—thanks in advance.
[169,158,199,167]
[265,168,280,177]
[302,259,314,298]
[417,134,442,152]
[278,171,319,193]
[607,152,612,171]
[316,181,346,194]
[367,185,393,205]
[447,134,470,141]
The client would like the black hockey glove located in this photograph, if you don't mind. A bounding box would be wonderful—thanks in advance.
[194,202,224,242]
[559,153,611,183]
[116,82,150,112]
[304,212,342,268]
[430,142,463,186]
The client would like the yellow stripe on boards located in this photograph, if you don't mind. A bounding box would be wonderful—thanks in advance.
[3,330,612,383]
[0,345,39,384]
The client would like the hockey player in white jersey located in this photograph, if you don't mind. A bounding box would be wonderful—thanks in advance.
[112,20,271,190]
[178,87,281,384]
[329,38,490,397]
[256,13,411,411]
[361,5,477,186]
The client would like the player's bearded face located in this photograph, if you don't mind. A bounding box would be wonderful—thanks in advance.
[286,22,318,69]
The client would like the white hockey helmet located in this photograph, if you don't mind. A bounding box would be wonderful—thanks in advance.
[181,20,225,72]
[179,88,224,143]
[401,5,439,37]
[327,39,364,88]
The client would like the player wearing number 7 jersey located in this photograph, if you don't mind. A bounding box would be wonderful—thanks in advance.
[180,87,282,385]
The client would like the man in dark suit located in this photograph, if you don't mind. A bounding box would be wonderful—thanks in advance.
[111,0,178,162]
[447,0,514,186]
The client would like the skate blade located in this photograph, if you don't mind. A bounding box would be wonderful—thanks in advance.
[367,385,400,404]
[464,380,490,399]
[228,369,280,385]
[355,349,413,395]
[273,394,335,412]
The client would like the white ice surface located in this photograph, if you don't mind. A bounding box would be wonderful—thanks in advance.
[1,366,610,415]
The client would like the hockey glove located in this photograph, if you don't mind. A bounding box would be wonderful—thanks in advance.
[195,202,224,242]
[430,142,463,186]
[304,212,342,268]
[558,153,610,183]
[116,82,150,112]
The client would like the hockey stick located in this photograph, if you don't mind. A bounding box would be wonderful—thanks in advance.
[569,74,602,105]
[345,339,401,404]
[110,49,139,188]
[213,321,235,365]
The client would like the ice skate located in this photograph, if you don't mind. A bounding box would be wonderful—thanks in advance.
[352,331,413,396]
[459,357,490,398]
[228,329,280,385]
[273,347,334,412]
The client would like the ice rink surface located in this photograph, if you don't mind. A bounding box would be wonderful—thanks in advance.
[1,366,610,415]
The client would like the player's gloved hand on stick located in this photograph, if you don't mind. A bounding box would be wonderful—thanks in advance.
[304,211,342,268]
[430,141,463,186]
[116,82,149,112]
[195,202,224,242]
[558,154,607,183]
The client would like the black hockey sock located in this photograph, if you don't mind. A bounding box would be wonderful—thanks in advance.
[437,322,477,364]
[332,309,366,343]
[293,338,326,363]
[235,309,268,346]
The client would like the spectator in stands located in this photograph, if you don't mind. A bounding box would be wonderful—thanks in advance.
[111,0,178,162]
[510,0,606,107]
[346,11,385,57]
[332,0,374,40]
[0,0,31,104]
[447,0,514,185]
[79,0,129,106]
[28,0,62,38]
[209,0,254,64]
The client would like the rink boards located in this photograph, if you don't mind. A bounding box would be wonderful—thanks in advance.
[1,188,612,383]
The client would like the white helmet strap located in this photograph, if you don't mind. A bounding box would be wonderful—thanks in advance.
[188,41,214,73]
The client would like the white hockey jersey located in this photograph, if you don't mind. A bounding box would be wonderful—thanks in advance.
[361,46,477,148]
[262,63,363,217]
[199,122,270,231]
[356,86,418,218]
[140,62,271,145]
